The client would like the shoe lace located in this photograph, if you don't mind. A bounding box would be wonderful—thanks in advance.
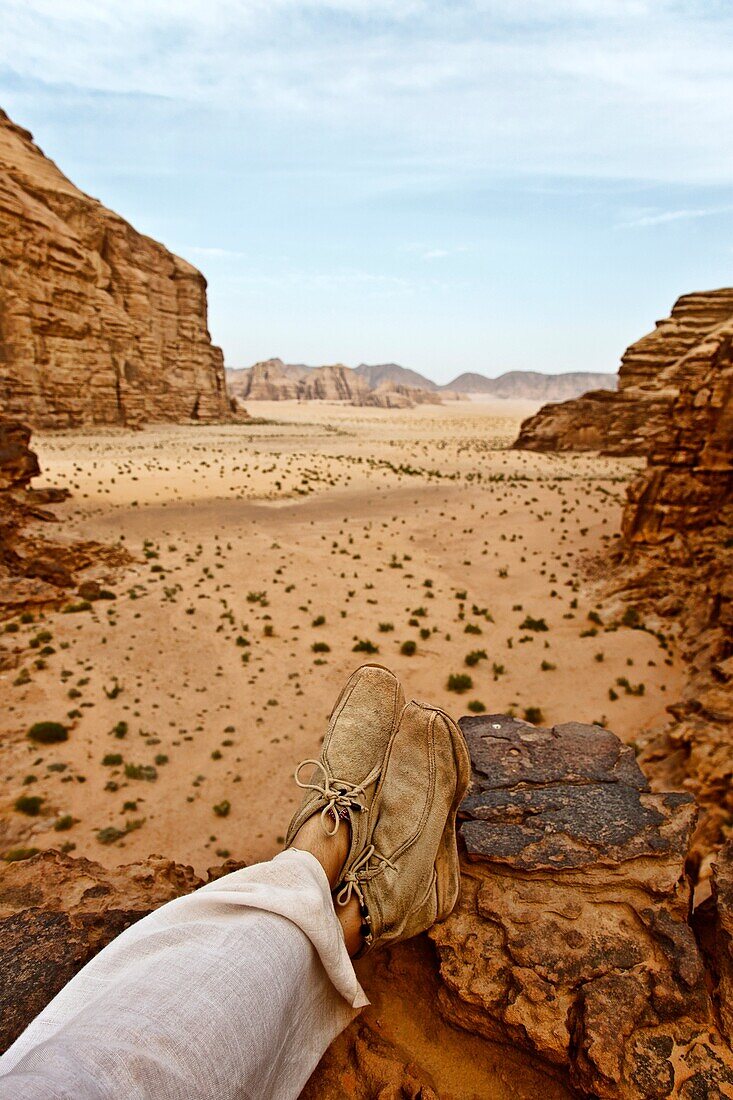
[294,758,376,837]
[334,844,396,909]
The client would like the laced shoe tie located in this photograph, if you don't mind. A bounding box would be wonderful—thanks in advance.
[335,844,396,909]
[294,759,378,837]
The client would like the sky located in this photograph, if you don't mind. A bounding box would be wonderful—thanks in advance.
[1,1,732,383]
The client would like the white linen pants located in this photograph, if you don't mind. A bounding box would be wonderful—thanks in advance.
[0,849,368,1100]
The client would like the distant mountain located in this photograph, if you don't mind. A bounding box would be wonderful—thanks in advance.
[354,363,438,391]
[441,371,618,401]
[227,361,618,404]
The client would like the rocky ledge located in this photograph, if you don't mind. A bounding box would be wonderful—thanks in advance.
[3,716,733,1098]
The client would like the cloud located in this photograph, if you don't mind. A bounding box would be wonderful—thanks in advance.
[2,1,733,185]
[618,205,733,228]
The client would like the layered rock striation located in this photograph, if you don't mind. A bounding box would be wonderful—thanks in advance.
[0,108,232,427]
[514,288,733,455]
[514,288,733,858]
[227,360,444,408]
[618,297,733,854]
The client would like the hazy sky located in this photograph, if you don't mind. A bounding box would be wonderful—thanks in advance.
[2,1,732,383]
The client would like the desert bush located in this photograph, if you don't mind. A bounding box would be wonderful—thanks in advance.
[28,721,68,744]
[447,674,473,693]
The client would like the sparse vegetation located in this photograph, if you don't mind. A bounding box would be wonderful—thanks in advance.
[28,721,68,744]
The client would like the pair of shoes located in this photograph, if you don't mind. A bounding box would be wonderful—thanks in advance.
[285,664,471,955]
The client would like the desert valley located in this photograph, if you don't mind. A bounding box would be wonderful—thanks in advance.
[1,102,732,1098]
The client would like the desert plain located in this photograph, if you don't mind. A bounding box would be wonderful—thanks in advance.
[0,399,684,873]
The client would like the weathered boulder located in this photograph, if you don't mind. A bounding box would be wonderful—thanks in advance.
[0,108,233,428]
[430,714,733,1097]
[0,421,39,490]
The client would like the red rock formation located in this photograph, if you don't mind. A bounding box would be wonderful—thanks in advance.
[514,288,733,455]
[619,300,732,856]
[227,361,442,407]
[0,108,233,427]
[228,359,308,401]
[0,416,126,617]
[431,714,733,1097]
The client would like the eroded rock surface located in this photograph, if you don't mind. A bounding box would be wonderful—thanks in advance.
[0,416,126,617]
[514,288,733,455]
[0,850,204,1051]
[0,108,233,427]
[227,360,442,408]
[430,714,733,1098]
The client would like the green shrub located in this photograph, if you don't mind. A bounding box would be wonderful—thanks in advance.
[311,642,331,653]
[4,847,39,862]
[54,815,75,831]
[124,763,158,782]
[622,606,641,628]
[352,639,378,654]
[15,795,44,815]
[467,700,486,713]
[464,649,487,667]
[102,753,123,766]
[28,721,68,744]
[523,707,544,724]
[447,674,473,694]
[213,800,231,817]
[400,640,417,656]
[520,616,548,632]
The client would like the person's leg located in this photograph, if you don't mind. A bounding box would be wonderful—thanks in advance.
[0,832,367,1100]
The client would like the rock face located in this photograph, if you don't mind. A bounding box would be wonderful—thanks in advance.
[0,416,125,618]
[513,288,733,858]
[227,362,444,408]
[0,108,232,428]
[618,296,733,855]
[227,359,308,401]
[430,714,733,1098]
[514,288,733,454]
[362,382,442,409]
[298,364,370,402]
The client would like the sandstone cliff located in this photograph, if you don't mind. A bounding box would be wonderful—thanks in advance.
[512,290,732,860]
[514,288,733,455]
[0,108,232,427]
[227,359,308,401]
[616,298,733,857]
[227,361,444,408]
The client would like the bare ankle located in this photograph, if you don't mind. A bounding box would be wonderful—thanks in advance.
[289,813,350,889]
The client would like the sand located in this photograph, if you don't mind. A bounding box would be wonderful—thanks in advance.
[1,400,684,873]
